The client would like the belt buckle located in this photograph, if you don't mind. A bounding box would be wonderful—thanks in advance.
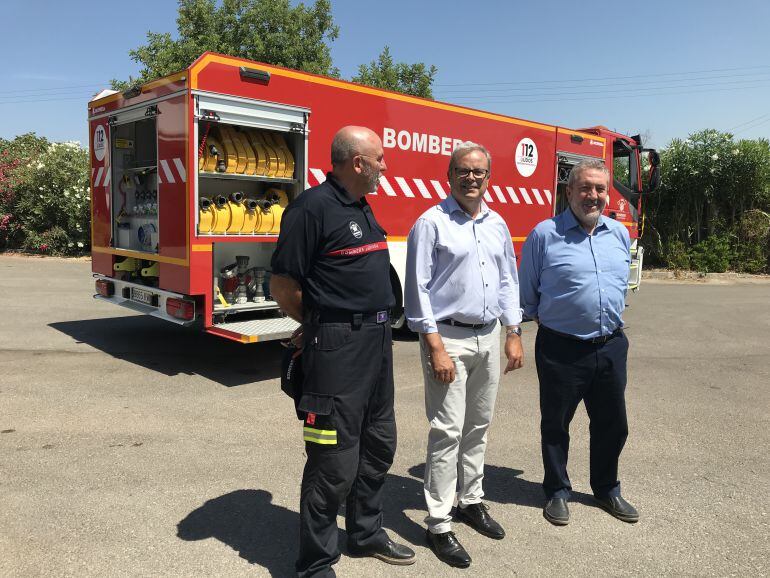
[376,310,388,324]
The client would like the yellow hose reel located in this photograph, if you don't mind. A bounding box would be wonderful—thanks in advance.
[199,127,295,178]
[198,191,286,235]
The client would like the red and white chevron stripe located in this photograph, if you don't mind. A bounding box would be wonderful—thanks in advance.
[91,158,187,187]
[91,166,112,188]
[93,163,548,206]
[157,158,187,184]
[307,169,552,206]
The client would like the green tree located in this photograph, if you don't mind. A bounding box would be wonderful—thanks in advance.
[351,46,438,98]
[112,1,438,98]
[642,129,770,272]
[112,0,341,89]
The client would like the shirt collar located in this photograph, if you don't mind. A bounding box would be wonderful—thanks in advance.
[562,208,608,234]
[443,194,490,220]
[326,173,366,207]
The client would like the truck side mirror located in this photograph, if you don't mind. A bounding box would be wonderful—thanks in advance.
[646,164,661,194]
[642,149,661,194]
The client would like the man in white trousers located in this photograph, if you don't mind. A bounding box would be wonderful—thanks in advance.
[404,141,523,568]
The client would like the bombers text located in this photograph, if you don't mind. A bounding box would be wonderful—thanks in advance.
[383,127,463,157]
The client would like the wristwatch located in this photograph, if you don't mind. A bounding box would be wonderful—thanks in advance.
[506,326,522,337]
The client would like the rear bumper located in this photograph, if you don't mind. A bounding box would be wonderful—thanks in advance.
[93,275,196,326]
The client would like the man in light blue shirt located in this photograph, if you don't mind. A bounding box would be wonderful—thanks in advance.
[519,159,639,527]
[405,141,523,568]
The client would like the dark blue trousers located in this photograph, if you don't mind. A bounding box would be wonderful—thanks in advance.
[296,320,396,578]
[535,326,629,500]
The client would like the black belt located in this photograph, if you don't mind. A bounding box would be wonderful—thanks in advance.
[317,308,390,325]
[438,318,494,330]
[540,324,622,344]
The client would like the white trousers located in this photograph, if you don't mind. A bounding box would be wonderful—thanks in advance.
[420,321,501,534]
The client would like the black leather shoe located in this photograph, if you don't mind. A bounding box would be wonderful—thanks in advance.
[595,495,639,523]
[543,498,570,526]
[348,538,416,565]
[455,502,505,539]
[425,529,471,568]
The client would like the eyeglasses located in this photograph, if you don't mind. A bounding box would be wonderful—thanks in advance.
[454,167,489,179]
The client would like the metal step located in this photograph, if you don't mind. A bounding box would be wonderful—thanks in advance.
[207,316,299,343]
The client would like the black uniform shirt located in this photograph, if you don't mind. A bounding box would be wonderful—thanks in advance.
[271,174,394,313]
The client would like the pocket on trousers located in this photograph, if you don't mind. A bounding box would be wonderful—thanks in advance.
[314,323,353,351]
[298,393,338,446]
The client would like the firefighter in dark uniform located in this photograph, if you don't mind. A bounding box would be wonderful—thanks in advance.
[271,126,416,577]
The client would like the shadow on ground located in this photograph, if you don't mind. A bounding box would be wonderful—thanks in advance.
[175,463,595,573]
[177,489,297,576]
[381,462,596,546]
[49,316,283,387]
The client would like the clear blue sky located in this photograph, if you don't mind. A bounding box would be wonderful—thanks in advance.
[2,0,768,150]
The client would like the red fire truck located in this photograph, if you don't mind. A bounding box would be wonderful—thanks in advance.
[88,52,660,343]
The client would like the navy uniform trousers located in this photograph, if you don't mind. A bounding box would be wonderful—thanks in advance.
[535,326,629,500]
[296,317,396,578]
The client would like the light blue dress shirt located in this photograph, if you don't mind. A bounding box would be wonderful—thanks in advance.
[405,195,522,334]
[518,209,631,340]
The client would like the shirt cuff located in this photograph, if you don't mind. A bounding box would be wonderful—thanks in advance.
[500,308,523,327]
[407,318,437,334]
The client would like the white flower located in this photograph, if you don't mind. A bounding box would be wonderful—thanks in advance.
[733,149,740,155]
[711,153,718,160]
[64,191,70,197]
[36,162,44,169]
[68,242,74,247]
[77,242,84,248]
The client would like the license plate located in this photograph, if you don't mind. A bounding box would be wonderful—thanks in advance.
[130,287,155,306]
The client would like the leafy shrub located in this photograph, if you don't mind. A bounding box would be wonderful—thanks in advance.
[0,213,22,249]
[13,141,89,255]
[662,239,690,270]
[732,209,770,273]
[21,227,78,256]
[732,239,767,273]
[688,234,734,273]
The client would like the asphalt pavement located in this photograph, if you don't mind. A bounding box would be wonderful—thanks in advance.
[1,255,768,577]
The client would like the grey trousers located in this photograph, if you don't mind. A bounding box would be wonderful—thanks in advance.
[420,321,501,534]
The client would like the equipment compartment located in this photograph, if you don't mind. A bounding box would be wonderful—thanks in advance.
[194,94,308,238]
[211,241,281,316]
[111,117,159,253]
